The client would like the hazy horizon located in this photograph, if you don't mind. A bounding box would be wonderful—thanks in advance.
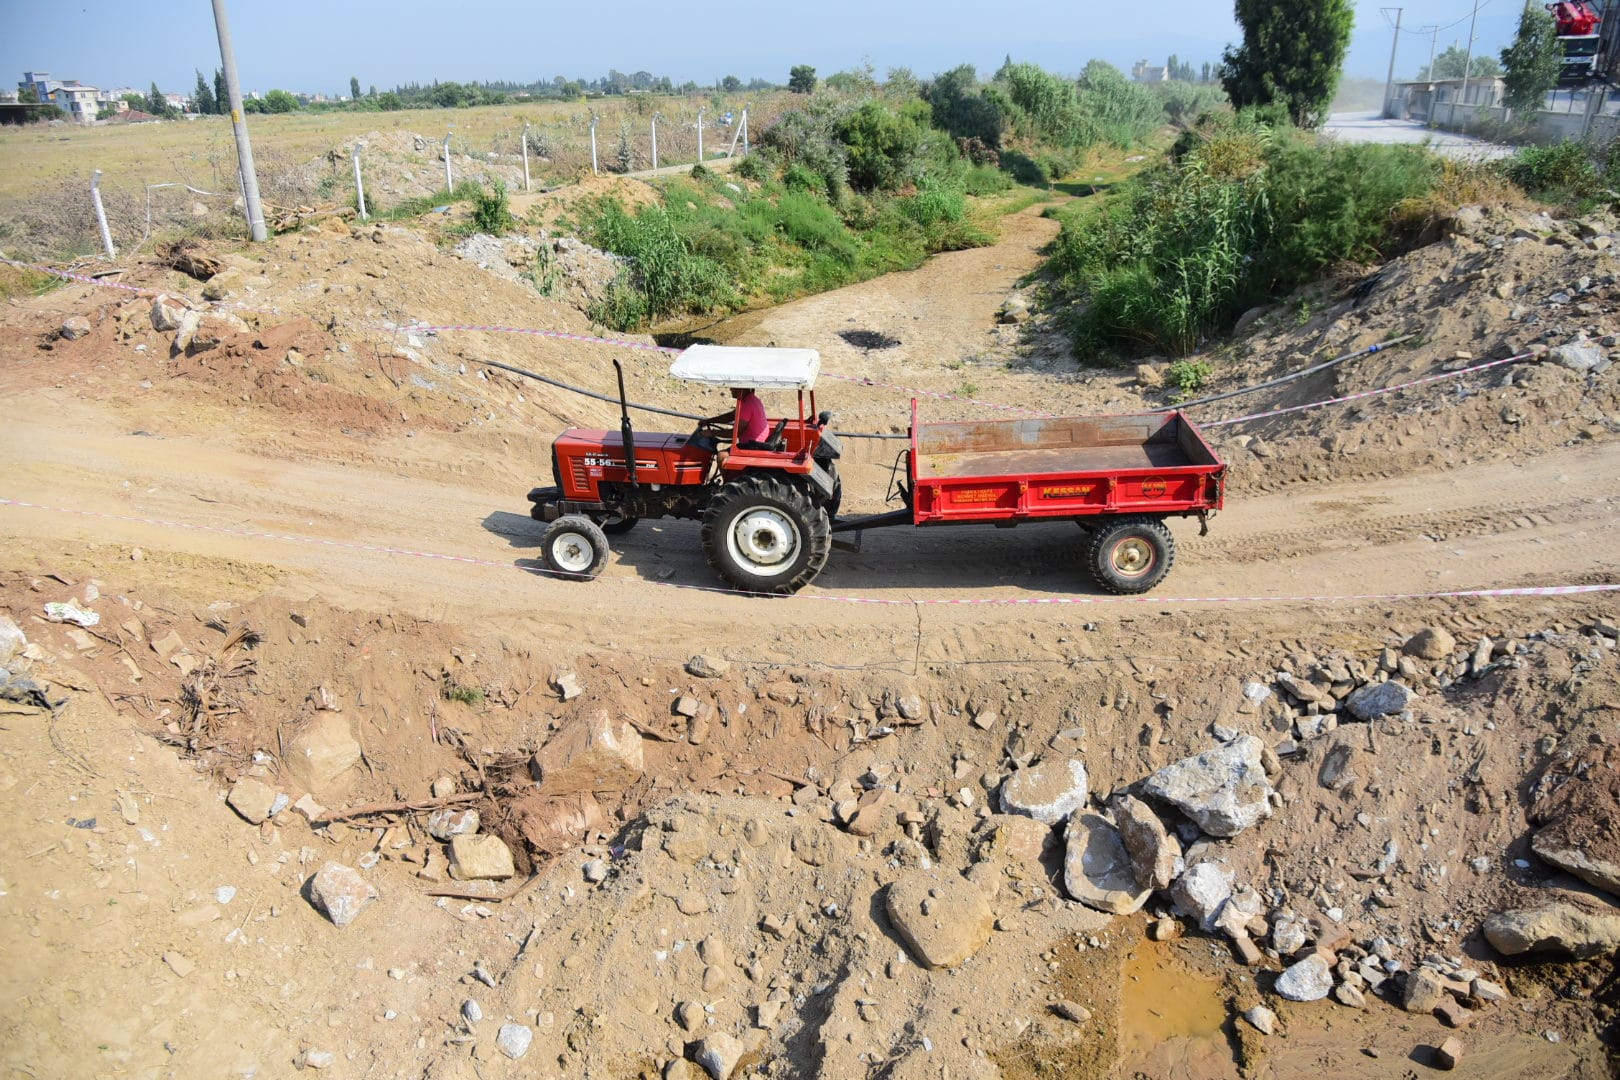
[5,0,1522,100]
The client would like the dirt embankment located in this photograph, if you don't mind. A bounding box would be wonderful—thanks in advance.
[1,185,1618,1080]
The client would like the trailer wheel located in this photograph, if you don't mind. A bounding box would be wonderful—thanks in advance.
[702,475,830,594]
[540,515,610,581]
[1085,517,1175,594]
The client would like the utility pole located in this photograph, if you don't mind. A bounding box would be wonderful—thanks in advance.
[210,0,266,241]
[1382,7,1404,118]
[1455,0,1482,126]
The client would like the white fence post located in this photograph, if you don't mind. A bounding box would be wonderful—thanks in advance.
[90,170,116,259]
[741,109,748,156]
[443,133,453,193]
[651,113,659,171]
[352,144,368,220]
[590,115,599,175]
[522,121,531,191]
[697,109,704,164]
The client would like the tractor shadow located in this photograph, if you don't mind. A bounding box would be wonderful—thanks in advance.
[484,507,1193,599]
[482,511,544,550]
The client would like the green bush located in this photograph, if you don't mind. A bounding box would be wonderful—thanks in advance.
[470,180,516,234]
[835,100,928,192]
[583,199,739,329]
[1052,112,1442,356]
[1501,140,1599,200]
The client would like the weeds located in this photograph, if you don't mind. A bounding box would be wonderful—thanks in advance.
[1168,358,1212,396]
[441,676,485,706]
[470,180,516,234]
[1050,111,1444,357]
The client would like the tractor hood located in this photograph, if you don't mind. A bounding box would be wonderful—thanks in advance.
[669,345,820,390]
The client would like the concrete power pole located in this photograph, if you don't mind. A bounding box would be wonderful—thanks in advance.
[1382,7,1404,118]
[1455,0,1482,126]
[210,0,267,242]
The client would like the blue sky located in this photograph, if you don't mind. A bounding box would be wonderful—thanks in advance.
[4,0,1523,98]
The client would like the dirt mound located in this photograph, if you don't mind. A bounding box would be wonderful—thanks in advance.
[3,180,1620,1080]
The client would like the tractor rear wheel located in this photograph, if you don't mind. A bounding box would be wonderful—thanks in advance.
[541,515,610,581]
[1084,516,1175,594]
[701,475,830,594]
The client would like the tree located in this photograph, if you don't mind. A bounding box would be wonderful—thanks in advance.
[146,81,168,117]
[350,75,361,101]
[1419,44,1501,80]
[214,68,228,112]
[720,75,742,91]
[264,88,298,113]
[17,84,38,103]
[788,65,817,94]
[193,69,216,115]
[1501,4,1563,111]
[1221,0,1354,127]
[1201,61,1213,83]
[376,91,403,111]
[121,91,145,111]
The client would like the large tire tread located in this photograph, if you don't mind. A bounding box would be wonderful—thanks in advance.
[701,475,831,595]
[1084,516,1175,595]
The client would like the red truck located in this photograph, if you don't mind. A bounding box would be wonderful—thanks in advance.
[528,346,1224,595]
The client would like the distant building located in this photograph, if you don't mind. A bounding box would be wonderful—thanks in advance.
[1131,60,1168,83]
[19,70,130,122]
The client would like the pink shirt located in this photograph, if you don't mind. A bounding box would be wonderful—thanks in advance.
[735,392,768,445]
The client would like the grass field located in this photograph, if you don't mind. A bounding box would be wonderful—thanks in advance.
[0,92,790,208]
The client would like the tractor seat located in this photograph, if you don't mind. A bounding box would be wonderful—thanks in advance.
[739,417,788,453]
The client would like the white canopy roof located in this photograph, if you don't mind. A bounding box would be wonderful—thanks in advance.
[669,345,820,390]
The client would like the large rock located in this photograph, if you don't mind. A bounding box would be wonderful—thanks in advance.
[449,834,516,880]
[1528,744,1620,897]
[1112,794,1179,890]
[1142,736,1274,837]
[1345,680,1415,720]
[1062,812,1151,914]
[1483,905,1620,959]
[1551,342,1605,374]
[150,293,194,332]
[1401,966,1447,1013]
[1274,953,1333,1002]
[308,862,377,927]
[60,315,92,340]
[226,777,278,824]
[174,308,250,355]
[530,710,645,794]
[999,758,1088,825]
[693,1032,745,1080]
[1170,862,1232,930]
[885,872,994,969]
[1403,627,1456,661]
[284,713,361,793]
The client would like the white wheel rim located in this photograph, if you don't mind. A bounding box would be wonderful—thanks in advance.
[550,530,596,573]
[1110,536,1156,578]
[728,508,800,577]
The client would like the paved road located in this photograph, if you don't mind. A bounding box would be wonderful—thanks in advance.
[1322,110,1515,162]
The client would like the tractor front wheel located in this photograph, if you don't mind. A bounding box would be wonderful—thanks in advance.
[702,476,830,594]
[541,515,610,581]
[1084,516,1175,595]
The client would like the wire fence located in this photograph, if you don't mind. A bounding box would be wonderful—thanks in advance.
[0,96,793,263]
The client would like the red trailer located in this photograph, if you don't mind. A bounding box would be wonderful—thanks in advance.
[530,347,1225,594]
[863,403,1225,592]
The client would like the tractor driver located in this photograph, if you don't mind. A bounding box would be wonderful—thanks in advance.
[703,386,770,449]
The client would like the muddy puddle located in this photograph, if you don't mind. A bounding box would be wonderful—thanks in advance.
[1116,944,1240,1079]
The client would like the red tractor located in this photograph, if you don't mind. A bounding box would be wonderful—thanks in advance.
[528,345,1225,597]
[529,346,842,594]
